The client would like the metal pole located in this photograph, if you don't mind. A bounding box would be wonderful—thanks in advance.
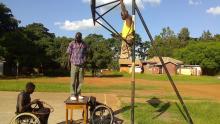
[135,3,193,124]
[95,2,120,21]
[96,0,119,9]
[131,0,135,124]
[96,12,121,36]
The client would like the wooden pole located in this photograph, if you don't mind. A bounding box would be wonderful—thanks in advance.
[131,0,135,124]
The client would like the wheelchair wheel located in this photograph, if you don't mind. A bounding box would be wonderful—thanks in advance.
[91,105,113,124]
[10,113,41,124]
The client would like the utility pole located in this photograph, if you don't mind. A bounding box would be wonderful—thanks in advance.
[131,0,136,124]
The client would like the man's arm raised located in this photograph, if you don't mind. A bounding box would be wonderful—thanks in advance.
[120,0,127,13]
[120,0,132,27]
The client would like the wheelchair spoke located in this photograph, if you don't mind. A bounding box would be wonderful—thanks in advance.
[10,113,40,124]
[92,107,113,124]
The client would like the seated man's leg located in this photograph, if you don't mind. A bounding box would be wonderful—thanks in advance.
[35,107,50,124]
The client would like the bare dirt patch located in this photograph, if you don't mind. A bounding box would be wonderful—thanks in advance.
[85,77,220,101]
[1,91,120,124]
[2,77,220,123]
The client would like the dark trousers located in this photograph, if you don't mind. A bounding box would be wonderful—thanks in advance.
[35,108,50,124]
[71,64,84,96]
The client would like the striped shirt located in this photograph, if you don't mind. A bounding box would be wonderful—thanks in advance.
[67,41,87,65]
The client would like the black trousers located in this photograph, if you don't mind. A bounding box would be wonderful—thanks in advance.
[35,108,50,124]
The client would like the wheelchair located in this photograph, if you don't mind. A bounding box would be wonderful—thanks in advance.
[88,96,114,124]
[10,101,54,124]
[10,112,41,124]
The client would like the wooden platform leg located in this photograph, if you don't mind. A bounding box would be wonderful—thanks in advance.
[66,109,68,124]
[83,106,88,124]
[70,109,73,124]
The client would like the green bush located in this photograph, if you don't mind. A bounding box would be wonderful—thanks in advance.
[44,68,69,77]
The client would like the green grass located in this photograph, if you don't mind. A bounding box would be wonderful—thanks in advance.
[122,72,220,84]
[0,79,157,92]
[0,81,69,92]
[122,101,220,124]
[1,76,220,123]
[132,95,208,101]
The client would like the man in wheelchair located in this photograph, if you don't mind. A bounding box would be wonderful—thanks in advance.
[16,82,50,124]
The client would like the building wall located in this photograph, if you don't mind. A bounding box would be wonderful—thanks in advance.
[178,66,202,76]
[192,67,202,76]
[152,67,160,74]
[163,63,177,75]
[179,68,192,75]
[143,64,153,74]
[120,66,130,73]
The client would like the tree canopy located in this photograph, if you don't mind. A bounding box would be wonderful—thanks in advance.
[174,41,220,75]
[1,3,220,75]
[84,34,115,76]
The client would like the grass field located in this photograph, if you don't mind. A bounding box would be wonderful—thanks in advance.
[122,72,220,84]
[0,72,220,124]
[0,80,158,92]
[122,101,220,124]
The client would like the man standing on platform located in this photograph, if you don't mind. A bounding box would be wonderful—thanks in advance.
[67,32,88,101]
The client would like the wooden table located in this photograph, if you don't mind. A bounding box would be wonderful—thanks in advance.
[64,97,88,124]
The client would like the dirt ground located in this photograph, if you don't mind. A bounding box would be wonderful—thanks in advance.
[1,91,120,124]
[1,77,220,124]
[85,77,220,101]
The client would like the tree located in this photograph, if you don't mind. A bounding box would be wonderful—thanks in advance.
[0,3,19,60]
[174,41,220,75]
[178,27,190,46]
[0,28,43,75]
[148,27,179,58]
[0,3,20,35]
[105,38,121,60]
[84,34,114,76]
[49,36,71,68]
[105,38,121,70]
[23,23,56,69]
[133,33,143,59]
[200,30,213,41]
[160,27,176,40]
[136,41,151,60]
[0,45,6,57]
[214,34,220,42]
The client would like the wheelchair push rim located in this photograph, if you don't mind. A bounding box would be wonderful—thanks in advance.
[91,105,114,124]
[10,112,41,124]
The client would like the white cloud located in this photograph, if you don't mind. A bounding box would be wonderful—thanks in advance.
[143,0,161,6]
[83,0,161,10]
[54,18,101,31]
[206,6,220,15]
[188,0,201,6]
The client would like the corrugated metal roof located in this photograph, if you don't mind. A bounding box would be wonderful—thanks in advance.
[119,59,142,65]
[146,56,183,65]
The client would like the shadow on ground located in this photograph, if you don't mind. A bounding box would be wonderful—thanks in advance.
[146,97,189,123]
[146,97,170,119]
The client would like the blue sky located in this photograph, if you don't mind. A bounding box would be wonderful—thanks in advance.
[1,0,220,41]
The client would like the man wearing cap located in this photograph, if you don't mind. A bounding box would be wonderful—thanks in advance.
[67,32,88,101]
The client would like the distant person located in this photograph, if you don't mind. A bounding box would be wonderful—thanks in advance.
[120,0,134,59]
[67,32,88,101]
[16,82,50,124]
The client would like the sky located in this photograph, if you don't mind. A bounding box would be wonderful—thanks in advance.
[1,0,220,41]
